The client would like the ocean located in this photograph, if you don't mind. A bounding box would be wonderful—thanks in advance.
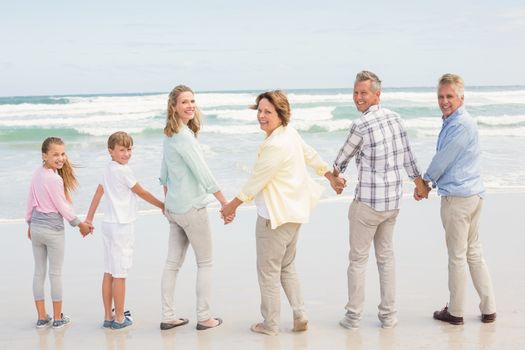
[1,87,524,221]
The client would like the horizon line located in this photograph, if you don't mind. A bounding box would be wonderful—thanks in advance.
[1,84,524,99]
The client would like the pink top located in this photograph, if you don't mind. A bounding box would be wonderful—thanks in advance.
[25,165,78,224]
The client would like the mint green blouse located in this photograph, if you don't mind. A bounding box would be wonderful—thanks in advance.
[159,126,220,214]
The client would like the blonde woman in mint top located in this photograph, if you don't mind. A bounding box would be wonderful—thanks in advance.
[159,85,231,331]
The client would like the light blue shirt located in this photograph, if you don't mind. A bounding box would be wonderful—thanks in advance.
[423,106,484,197]
[159,125,220,214]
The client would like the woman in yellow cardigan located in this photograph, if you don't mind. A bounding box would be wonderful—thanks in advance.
[221,90,344,335]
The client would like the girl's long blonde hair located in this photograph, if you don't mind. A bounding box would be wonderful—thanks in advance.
[164,85,202,137]
[41,137,78,198]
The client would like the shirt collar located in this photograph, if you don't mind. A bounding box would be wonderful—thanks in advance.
[363,104,380,115]
[442,105,465,125]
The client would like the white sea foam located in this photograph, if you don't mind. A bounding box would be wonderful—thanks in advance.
[203,109,255,121]
[478,127,525,137]
[0,112,157,127]
[203,106,335,122]
[201,124,261,134]
[476,114,525,126]
[0,95,166,118]
[467,90,525,105]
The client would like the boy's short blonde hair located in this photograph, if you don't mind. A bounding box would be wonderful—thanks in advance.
[107,131,133,149]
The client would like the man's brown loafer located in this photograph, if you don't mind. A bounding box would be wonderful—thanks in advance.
[481,313,496,323]
[433,306,464,325]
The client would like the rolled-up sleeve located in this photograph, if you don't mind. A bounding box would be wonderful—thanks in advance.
[399,122,421,180]
[423,124,466,185]
[159,154,168,186]
[301,137,329,176]
[333,123,363,173]
[238,144,284,202]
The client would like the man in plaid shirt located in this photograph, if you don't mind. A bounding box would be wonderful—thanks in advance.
[334,71,430,330]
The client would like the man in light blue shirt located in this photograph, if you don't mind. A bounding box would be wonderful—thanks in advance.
[417,74,496,325]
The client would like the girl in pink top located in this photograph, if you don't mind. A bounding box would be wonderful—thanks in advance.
[26,137,91,329]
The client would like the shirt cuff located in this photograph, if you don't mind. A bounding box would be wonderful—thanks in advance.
[423,173,437,188]
[316,164,330,176]
[237,192,254,203]
[69,217,81,227]
[159,177,167,186]
[205,184,220,194]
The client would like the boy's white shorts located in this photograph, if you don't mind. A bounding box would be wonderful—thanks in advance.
[102,222,135,278]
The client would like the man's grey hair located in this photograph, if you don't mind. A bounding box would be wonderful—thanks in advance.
[438,73,465,97]
[355,70,382,92]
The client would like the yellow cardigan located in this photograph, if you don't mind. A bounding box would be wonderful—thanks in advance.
[238,126,329,229]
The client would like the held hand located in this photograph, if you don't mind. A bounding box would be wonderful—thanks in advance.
[414,177,431,200]
[223,213,235,225]
[325,170,346,195]
[413,187,425,201]
[220,202,237,224]
[79,222,92,237]
[84,220,95,235]
[330,176,346,195]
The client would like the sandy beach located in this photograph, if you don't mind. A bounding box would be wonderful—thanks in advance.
[1,193,524,350]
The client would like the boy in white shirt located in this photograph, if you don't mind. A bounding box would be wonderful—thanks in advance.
[86,131,164,329]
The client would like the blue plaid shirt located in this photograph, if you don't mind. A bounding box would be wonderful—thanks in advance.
[334,105,421,211]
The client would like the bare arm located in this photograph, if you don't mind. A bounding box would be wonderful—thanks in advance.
[213,191,228,206]
[132,183,164,210]
[85,185,104,224]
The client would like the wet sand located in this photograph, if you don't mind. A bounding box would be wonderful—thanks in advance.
[1,193,524,349]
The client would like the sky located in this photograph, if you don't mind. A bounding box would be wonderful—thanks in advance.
[1,0,524,96]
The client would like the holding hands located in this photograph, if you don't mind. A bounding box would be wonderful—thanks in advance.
[413,176,431,201]
[325,170,346,195]
[219,200,236,225]
[220,198,242,225]
[80,221,94,237]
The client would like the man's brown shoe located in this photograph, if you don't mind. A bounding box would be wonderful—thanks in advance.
[433,306,464,325]
[481,313,496,323]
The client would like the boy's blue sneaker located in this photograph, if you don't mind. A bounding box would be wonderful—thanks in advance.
[36,315,52,328]
[111,316,133,330]
[52,314,71,329]
[103,319,114,328]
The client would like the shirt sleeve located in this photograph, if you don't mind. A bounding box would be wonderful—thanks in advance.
[25,187,35,224]
[423,124,467,185]
[46,175,80,226]
[298,131,329,176]
[399,120,421,180]
[176,134,220,194]
[333,122,363,173]
[159,154,168,186]
[238,144,285,202]
[120,165,138,189]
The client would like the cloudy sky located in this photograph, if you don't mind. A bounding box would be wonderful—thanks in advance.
[1,0,524,96]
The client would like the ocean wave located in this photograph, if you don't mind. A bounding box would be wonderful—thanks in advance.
[1,90,524,121]
[0,95,166,119]
[0,96,71,105]
[476,114,525,127]
[203,106,336,122]
[0,112,162,127]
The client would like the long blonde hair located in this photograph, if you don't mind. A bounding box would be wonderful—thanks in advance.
[164,85,202,137]
[41,137,78,198]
